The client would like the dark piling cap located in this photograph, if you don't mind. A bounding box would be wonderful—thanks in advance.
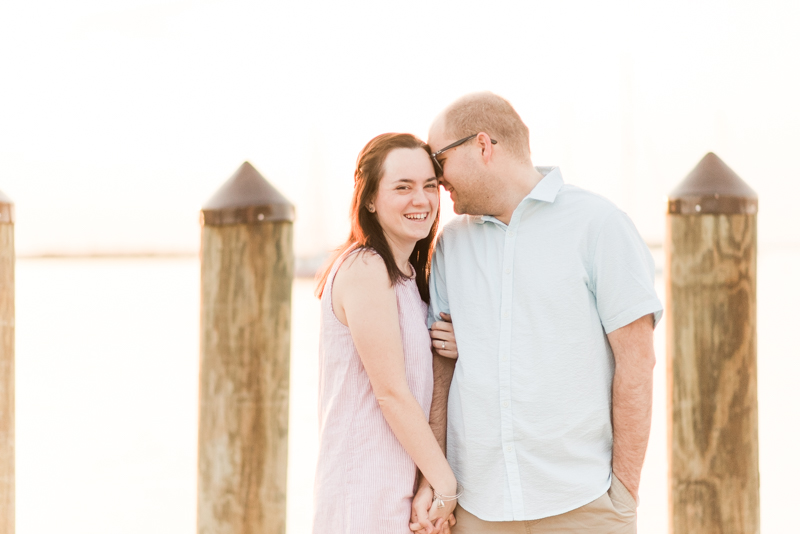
[668,153,757,215]
[201,161,295,226]
[0,188,14,224]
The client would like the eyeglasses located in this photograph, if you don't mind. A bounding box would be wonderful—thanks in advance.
[430,134,497,175]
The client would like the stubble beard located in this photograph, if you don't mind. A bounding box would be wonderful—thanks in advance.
[453,184,494,217]
[450,168,495,216]
[453,198,474,216]
[453,195,488,217]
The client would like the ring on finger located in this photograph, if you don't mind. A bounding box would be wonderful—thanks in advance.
[441,341,446,350]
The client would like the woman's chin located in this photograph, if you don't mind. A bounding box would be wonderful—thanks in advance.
[394,230,431,246]
[389,221,431,242]
[411,226,434,242]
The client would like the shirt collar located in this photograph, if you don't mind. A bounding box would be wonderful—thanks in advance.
[524,166,563,203]
[474,166,564,225]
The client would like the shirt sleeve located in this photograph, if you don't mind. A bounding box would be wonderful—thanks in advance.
[427,234,450,329]
[590,209,663,333]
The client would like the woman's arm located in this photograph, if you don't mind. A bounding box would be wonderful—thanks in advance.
[334,252,458,513]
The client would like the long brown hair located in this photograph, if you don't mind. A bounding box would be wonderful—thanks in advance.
[314,133,440,303]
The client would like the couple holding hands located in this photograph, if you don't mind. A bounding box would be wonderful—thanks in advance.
[312,92,662,534]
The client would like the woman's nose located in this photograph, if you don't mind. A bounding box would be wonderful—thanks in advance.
[412,187,428,205]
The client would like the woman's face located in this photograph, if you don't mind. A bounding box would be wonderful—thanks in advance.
[372,147,439,250]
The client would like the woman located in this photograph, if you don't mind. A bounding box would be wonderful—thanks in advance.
[313,133,459,534]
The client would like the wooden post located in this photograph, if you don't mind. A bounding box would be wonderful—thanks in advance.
[666,153,759,534]
[198,162,294,534]
[0,189,14,534]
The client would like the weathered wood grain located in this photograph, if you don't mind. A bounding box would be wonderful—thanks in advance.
[666,213,759,534]
[0,223,14,534]
[198,221,293,534]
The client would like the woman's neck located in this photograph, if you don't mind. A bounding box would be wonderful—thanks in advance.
[385,235,415,277]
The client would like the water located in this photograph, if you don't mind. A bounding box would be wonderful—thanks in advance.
[12,248,800,533]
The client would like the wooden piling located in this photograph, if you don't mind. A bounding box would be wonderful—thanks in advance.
[666,153,759,534]
[198,162,294,534]
[0,189,14,534]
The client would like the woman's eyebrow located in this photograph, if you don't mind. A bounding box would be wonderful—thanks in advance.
[391,177,438,184]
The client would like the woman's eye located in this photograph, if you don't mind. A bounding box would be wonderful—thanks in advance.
[425,183,438,189]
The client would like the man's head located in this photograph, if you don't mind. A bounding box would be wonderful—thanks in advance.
[428,92,531,216]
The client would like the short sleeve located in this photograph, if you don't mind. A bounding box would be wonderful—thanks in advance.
[427,235,450,328]
[590,209,663,333]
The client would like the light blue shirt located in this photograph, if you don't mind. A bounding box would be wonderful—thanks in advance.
[428,167,663,521]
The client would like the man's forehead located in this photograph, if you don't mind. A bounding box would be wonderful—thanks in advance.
[427,118,449,150]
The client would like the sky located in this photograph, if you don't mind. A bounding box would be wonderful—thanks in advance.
[1,0,798,256]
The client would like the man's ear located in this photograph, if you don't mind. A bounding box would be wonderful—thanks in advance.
[476,132,494,163]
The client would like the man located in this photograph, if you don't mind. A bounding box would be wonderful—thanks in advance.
[412,92,662,533]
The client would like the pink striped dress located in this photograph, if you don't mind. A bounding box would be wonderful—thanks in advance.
[312,248,434,534]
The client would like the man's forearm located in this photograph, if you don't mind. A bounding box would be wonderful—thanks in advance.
[611,363,653,497]
[608,314,656,498]
[430,354,456,454]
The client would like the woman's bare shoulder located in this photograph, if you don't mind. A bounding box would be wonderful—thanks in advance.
[336,248,391,290]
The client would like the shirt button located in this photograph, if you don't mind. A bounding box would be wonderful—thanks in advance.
[505,268,511,274]
[503,401,509,408]
[506,445,513,452]
[501,355,508,362]
[503,311,509,318]
[508,231,514,237]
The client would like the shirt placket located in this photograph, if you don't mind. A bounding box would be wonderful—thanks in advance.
[498,211,526,519]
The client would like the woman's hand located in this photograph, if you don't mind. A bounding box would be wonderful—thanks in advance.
[426,490,458,534]
[409,483,435,533]
[430,313,458,359]
[409,479,457,534]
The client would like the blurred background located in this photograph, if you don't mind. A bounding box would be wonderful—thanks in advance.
[1,0,798,533]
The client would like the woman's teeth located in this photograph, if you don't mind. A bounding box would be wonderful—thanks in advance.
[404,214,427,220]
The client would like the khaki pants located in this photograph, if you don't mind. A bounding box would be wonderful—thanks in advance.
[451,474,637,534]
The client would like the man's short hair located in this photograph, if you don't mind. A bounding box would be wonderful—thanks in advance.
[443,92,531,160]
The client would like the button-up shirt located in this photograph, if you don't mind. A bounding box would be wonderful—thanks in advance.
[428,167,663,521]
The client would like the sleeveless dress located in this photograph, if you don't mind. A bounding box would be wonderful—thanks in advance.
[312,248,434,534]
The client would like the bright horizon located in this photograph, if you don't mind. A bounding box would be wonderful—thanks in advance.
[1,0,799,257]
